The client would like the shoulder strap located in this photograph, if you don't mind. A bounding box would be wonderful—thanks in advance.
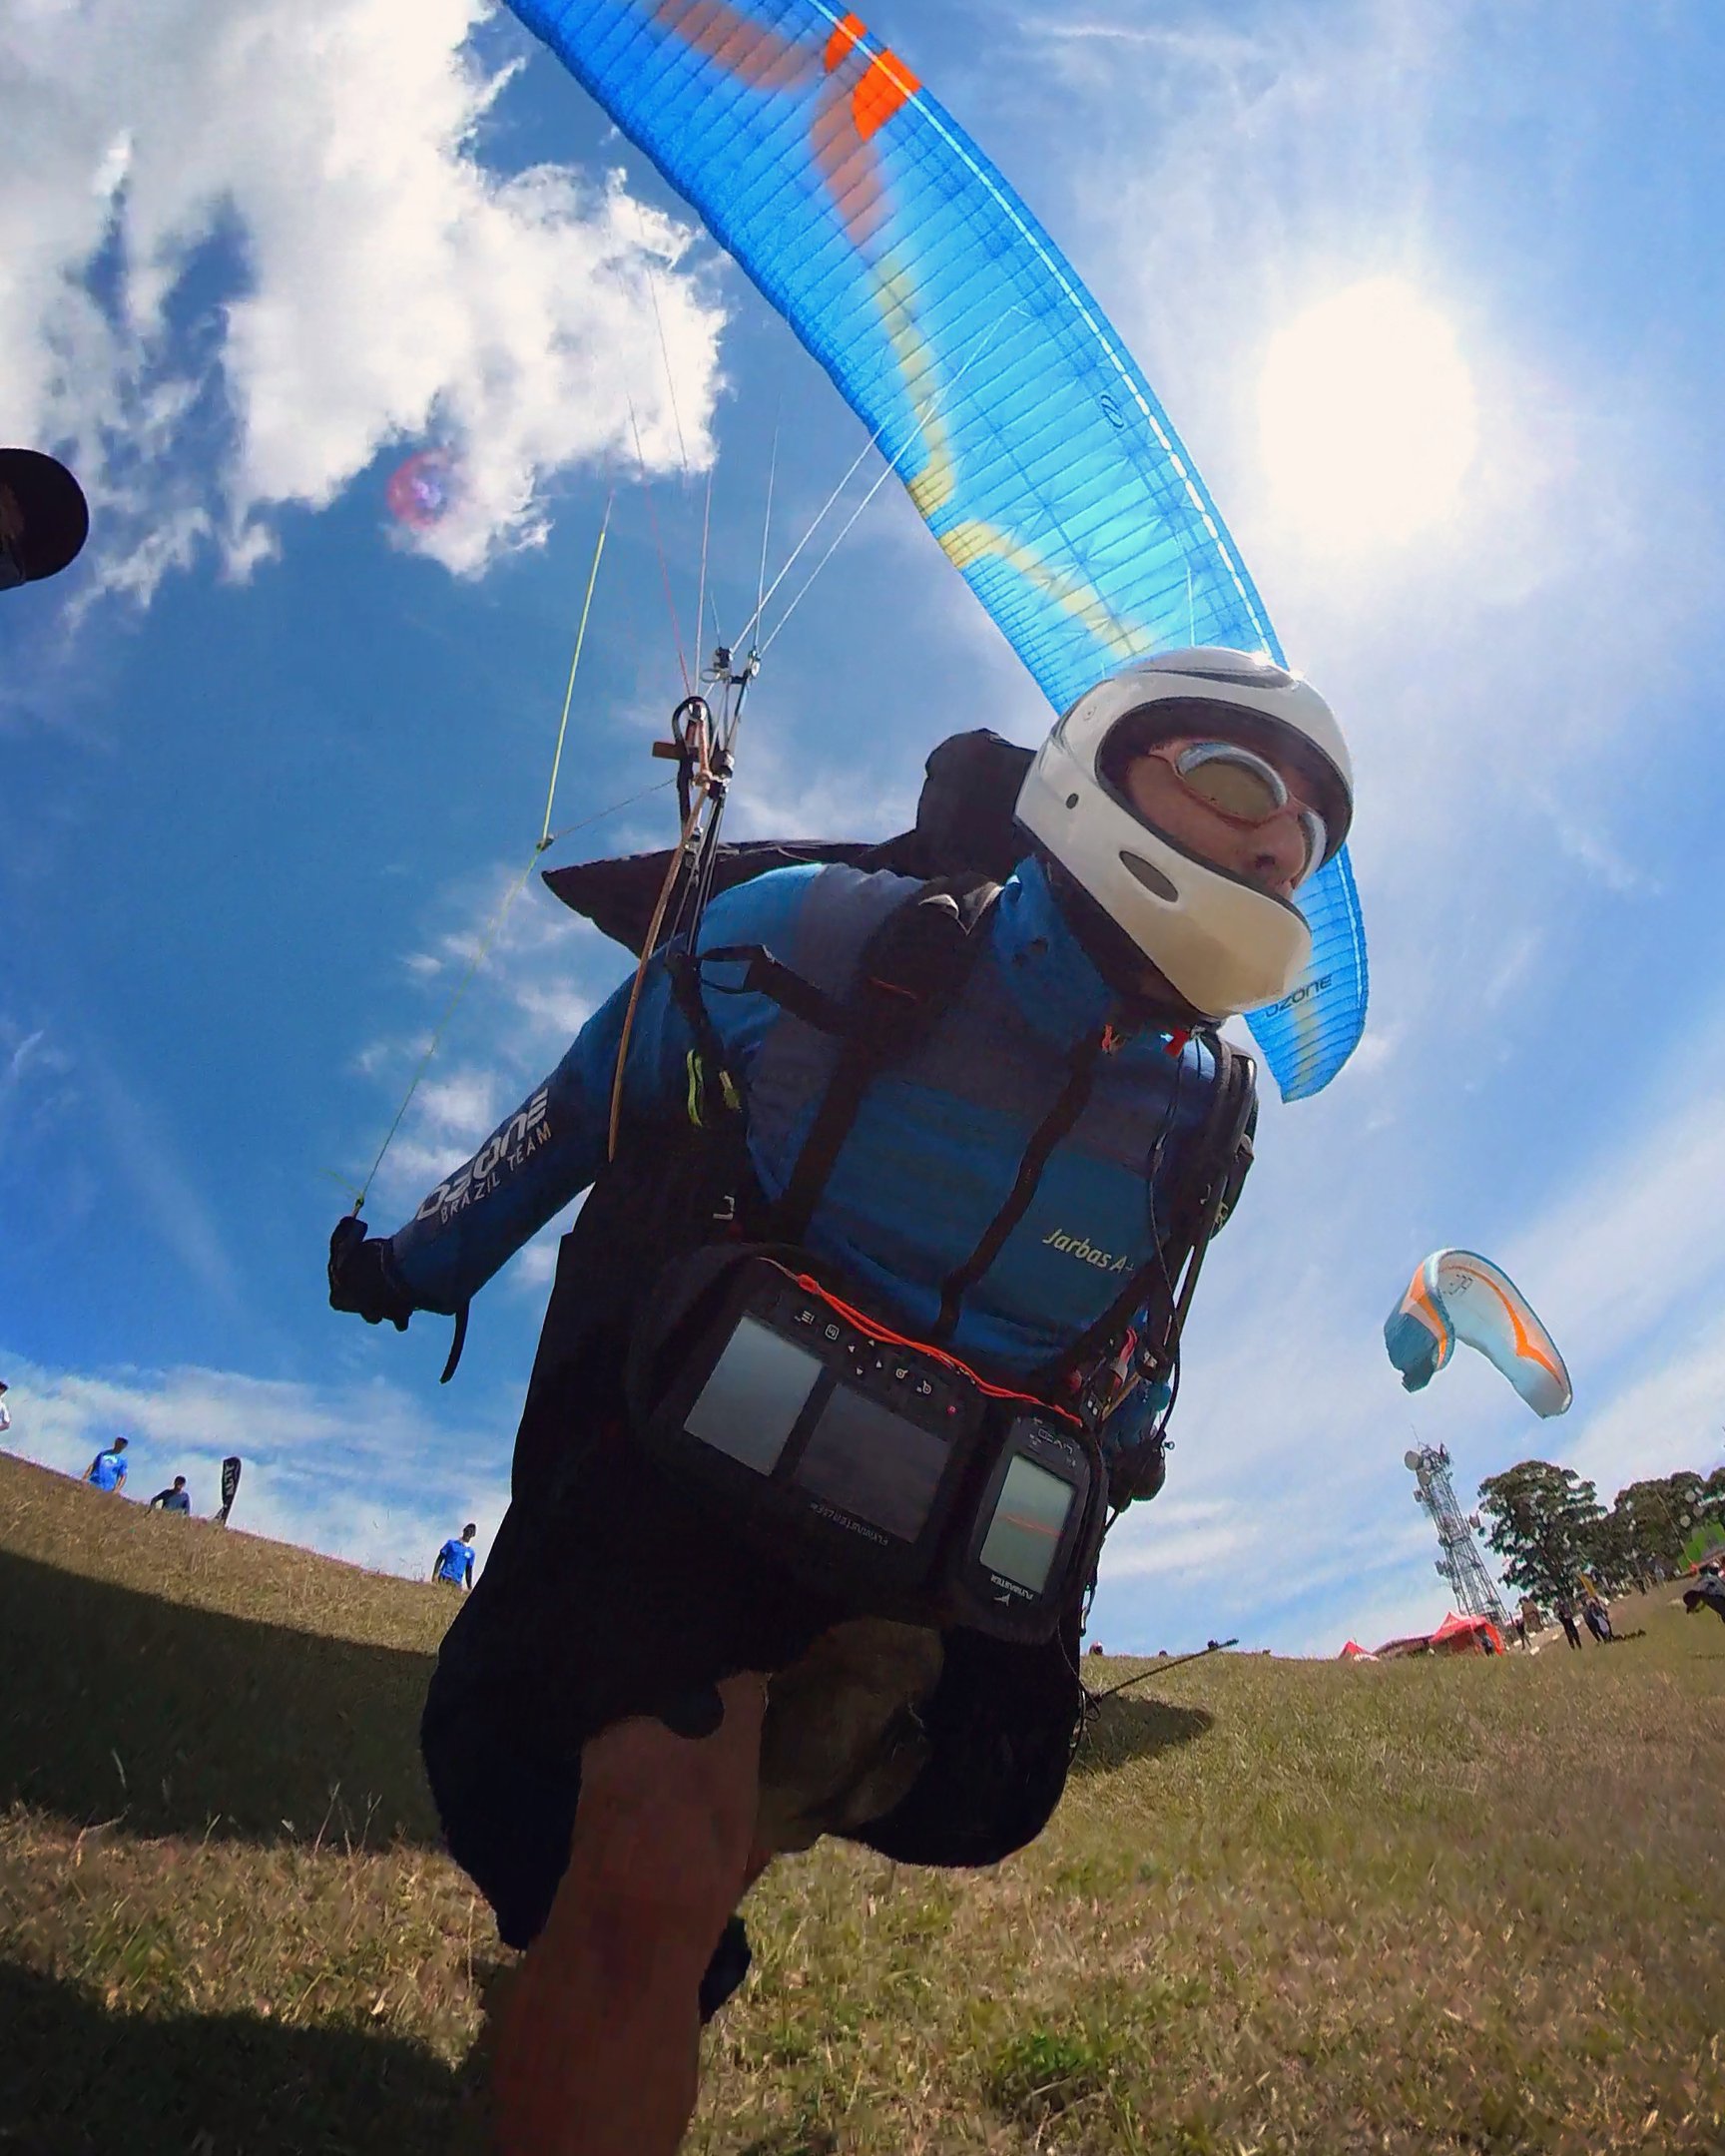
[1037,1036,1257,1388]
[763,877,1001,1242]
[665,946,744,1129]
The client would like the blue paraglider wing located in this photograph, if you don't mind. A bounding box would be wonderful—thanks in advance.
[1385,1251,1572,1418]
[501,0,1368,1098]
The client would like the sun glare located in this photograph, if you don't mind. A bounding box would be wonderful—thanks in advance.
[1258,278,1477,546]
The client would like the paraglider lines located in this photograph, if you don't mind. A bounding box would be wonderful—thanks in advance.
[627,396,692,695]
[347,507,647,1212]
[737,304,1026,659]
[541,493,614,848]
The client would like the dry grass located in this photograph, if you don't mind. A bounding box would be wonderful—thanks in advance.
[3,1450,1723,2154]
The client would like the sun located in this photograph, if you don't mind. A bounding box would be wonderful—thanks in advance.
[1258,278,1477,546]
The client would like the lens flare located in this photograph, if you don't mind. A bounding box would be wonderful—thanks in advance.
[386,448,457,530]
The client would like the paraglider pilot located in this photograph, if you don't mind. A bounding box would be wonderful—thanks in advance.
[329,649,1355,2156]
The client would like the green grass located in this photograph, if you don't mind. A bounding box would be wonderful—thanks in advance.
[4,1450,1724,2153]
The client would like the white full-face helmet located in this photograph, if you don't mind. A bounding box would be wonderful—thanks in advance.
[1015,648,1354,1019]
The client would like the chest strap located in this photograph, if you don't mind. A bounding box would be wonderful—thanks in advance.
[689,879,999,1242]
[1034,1036,1256,1391]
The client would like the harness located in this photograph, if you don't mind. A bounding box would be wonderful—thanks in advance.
[670,875,1256,1399]
[614,872,1257,1640]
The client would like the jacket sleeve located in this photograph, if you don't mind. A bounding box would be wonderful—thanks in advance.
[382,863,827,1314]
[384,951,698,1315]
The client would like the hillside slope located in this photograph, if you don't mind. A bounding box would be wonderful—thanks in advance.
[4,1450,1724,2154]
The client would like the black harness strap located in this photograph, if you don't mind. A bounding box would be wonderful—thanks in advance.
[740,882,1001,1245]
[665,945,744,1131]
[699,942,851,1038]
[1036,1037,1256,1389]
[930,1027,1108,1342]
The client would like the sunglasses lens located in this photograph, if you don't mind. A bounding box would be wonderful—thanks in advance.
[1175,744,1286,820]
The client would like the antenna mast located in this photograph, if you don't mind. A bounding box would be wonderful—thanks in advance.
[1404,1443,1511,1632]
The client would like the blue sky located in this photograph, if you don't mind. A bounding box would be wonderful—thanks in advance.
[4,0,1724,1653]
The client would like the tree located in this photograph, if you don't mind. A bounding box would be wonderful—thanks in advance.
[1477,1461,1604,1607]
[1581,1502,1642,1594]
[1614,1474,1711,1571]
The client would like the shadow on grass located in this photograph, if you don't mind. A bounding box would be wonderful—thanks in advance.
[1068,1693,1213,1778]
[0,1548,440,1850]
[0,1961,483,2156]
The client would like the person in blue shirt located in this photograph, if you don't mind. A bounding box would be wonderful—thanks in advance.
[148,1475,193,1514]
[434,1525,477,1588]
[83,1437,129,1493]
[329,649,1355,2156]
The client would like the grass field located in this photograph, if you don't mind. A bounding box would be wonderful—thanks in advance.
[3,1450,1723,2155]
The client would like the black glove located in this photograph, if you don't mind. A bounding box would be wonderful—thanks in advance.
[327,1217,414,1331]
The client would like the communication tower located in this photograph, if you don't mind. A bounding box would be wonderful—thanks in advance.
[1404,1443,1511,1632]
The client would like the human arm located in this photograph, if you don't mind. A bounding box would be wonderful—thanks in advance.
[328,864,827,1325]
[331,951,706,1323]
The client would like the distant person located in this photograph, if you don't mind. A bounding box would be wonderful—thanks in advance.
[148,1475,193,1515]
[434,1524,477,1589]
[1555,1600,1582,1650]
[0,447,89,592]
[83,1437,129,1492]
[1582,1595,1612,1643]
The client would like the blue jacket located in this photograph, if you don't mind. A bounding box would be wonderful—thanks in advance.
[388,857,1224,1441]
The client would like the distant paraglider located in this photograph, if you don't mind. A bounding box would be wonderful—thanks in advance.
[386,448,457,531]
[1385,1250,1571,1418]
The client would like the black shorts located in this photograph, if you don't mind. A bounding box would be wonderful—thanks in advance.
[419,1286,1087,1992]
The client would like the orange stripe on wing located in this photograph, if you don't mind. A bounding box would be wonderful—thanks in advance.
[1475,1274,1567,1391]
[821,13,921,139]
[853,48,920,138]
[824,11,866,69]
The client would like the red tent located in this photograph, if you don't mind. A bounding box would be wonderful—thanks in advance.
[1427,1610,1505,1656]
[1366,1611,1507,1659]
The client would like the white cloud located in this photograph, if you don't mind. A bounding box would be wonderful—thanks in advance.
[349,856,602,1217]
[1099,1498,1259,1584]
[1561,1321,1725,1500]
[0,1021,73,1142]
[1,0,725,603]
[1500,1009,1725,1380]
